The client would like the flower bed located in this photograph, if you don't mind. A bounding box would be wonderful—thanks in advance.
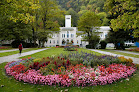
[5,52,137,87]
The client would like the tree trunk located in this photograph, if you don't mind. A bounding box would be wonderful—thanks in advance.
[32,27,37,47]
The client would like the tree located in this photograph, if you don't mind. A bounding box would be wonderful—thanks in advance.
[67,8,79,27]
[106,29,135,50]
[0,15,32,41]
[0,0,40,24]
[83,30,100,48]
[97,12,110,26]
[78,11,101,48]
[37,0,60,47]
[0,0,40,44]
[104,0,139,38]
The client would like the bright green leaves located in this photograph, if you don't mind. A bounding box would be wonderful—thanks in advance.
[78,11,101,32]
[78,11,101,46]
[1,0,40,24]
[45,21,60,32]
[104,0,139,38]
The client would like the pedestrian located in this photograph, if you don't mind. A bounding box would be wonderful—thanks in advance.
[18,43,23,55]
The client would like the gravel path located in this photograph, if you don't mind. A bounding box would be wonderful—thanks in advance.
[89,49,139,64]
[0,48,49,63]
[113,50,139,55]
[0,48,29,53]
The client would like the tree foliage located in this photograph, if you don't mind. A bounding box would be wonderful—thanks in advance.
[57,0,106,13]
[57,0,108,26]
[78,11,101,48]
[36,0,61,47]
[0,0,40,24]
[0,15,32,41]
[66,8,79,27]
[106,29,136,49]
[104,0,139,38]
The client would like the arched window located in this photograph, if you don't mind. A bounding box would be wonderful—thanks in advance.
[67,31,69,38]
[64,34,65,38]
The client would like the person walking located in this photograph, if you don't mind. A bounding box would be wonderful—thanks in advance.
[18,43,23,55]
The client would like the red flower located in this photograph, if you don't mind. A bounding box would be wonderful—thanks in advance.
[63,62,65,66]
[28,56,31,59]
[67,59,70,66]
[54,61,57,66]
[58,64,61,67]
[10,64,26,73]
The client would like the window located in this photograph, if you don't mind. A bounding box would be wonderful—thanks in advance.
[53,40,55,44]
[67,31,69,38]
[50,40,51,44]
[62,34,65,38]
[71,34,74,38]
[57,40,59,44]
[77,40,78,44]
[64,34,65,38]
[57,34,59,37]
[53,34,55,38]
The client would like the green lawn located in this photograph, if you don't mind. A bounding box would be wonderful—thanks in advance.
[0,48,42,57]
[99,49,139,58]
[20,48,102,59]
[0,48,139,92]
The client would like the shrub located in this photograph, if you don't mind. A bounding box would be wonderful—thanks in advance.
[86,45,92,48]
[26,43,38,48]
[11,40,27,48]
[100,40,107,49]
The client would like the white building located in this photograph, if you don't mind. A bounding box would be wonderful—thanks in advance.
[44,15,134,47]
[45,15,85,47]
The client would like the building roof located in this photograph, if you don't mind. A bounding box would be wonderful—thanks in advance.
[99,26,111,31]
[60,27,74,31]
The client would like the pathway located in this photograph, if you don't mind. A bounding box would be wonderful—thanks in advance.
[89,49,139,64]
[0,48,49,63]
[113,50,139,55]
[0,48,29,53]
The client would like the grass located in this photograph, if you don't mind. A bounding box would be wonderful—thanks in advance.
[0,48,42,57]
[20,48,102,59]
[0,48,139,92]
[99,49,139,58]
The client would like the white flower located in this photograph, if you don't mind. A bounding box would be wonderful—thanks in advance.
[51,55,55,57]
[85,73,90,76]
[95,71,100,76]
[95,76,98,79]
[79,76,85,79]
[68,74,74,79]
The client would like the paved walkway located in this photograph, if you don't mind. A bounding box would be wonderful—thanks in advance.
[0,48,49,63]
[0,48,29,53]
[89,49,139,64]
[113,50,139,55]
